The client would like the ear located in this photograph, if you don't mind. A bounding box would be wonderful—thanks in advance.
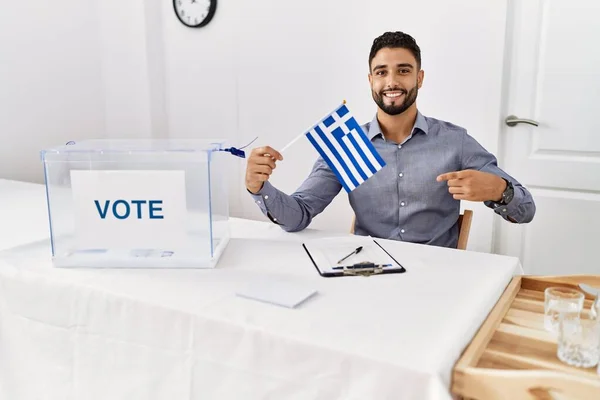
[368,73,373,86]
[417,70,425,89]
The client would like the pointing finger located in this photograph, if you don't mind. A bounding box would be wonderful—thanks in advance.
[437,171,460,182]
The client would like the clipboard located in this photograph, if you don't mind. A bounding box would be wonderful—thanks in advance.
[302,237,406,277]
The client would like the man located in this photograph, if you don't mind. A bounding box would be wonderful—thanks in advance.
[245,31,535,248]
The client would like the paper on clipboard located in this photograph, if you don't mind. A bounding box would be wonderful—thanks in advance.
[302,236,405,276]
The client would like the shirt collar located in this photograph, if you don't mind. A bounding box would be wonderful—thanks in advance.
[367,110,429,141]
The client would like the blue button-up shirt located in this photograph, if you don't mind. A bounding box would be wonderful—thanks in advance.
[250,112,536,248]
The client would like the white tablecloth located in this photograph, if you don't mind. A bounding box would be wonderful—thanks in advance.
[0,179,51,251]
[0,180,523,400]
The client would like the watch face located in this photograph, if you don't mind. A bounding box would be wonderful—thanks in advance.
[173,0,217,28]
[503,182,515,204]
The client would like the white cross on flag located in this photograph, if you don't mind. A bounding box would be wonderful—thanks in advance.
[304,103,386,192]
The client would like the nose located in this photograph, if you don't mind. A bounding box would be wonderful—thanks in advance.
[385,74,401,90]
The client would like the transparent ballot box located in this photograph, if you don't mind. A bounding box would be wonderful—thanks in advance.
[40,139,230,268]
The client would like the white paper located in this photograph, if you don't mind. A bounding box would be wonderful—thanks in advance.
[236,279,318,308]
[303,236,402,274]
[71,170,188,250]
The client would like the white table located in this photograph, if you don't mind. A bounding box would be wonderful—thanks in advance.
[0,179,51,251]
[0,181,523,400]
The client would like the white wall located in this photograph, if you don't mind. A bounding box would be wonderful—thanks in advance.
[163,0,509,252]
[1,0,509,253]
[97,0,169,139]
[0,0,166,185]
[0,0,106,183]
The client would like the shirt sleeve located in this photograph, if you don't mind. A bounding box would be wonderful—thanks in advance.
[461,132,536,223]
[248,157,342,231]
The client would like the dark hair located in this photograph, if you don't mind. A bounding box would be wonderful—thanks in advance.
[369,31,421,70]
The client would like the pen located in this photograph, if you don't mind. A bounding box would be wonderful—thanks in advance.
[337,246,363,264]
[332,263,392,270]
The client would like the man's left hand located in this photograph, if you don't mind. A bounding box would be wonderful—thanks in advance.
[436,170,506,202]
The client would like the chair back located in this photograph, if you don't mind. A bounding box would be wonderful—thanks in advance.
[457,209,473,250]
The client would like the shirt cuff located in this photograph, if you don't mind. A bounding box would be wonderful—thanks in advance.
[485,183,524,222]
[247,182,281,224]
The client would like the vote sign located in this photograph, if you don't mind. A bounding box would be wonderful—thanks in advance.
[71,170,187,249]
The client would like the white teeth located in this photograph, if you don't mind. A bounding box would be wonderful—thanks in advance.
[385,92,402,98]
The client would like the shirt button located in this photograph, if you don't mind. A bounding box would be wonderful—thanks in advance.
[256,200,261,204]
[264,195,269,200]
[273,218,277,221]
[398,145,402,149]
[400,202,405,207]
[401,229,405,234]
[398,173,403,177]
[502,208,507,212]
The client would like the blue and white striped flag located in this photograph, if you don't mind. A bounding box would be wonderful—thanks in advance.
[305,103,386,192]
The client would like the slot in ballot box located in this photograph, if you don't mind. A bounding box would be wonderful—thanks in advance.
[40,139,230,268]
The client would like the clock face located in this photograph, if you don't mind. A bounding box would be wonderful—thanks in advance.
[173,0,217,28]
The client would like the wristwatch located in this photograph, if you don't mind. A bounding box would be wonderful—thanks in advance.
[498,179,514,205]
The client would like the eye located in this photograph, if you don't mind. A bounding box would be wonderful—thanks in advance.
[376,70,386,76]
[400,69,410,74]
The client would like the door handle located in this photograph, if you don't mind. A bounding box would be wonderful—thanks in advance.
[505,115,539,127]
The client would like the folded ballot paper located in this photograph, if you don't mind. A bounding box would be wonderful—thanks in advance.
[302,236,406,277]
[236,279,318,308]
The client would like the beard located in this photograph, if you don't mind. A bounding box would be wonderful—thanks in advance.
[372,82,419,116]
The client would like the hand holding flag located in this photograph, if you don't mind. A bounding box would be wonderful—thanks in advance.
[245,146,283,194]
[244,101,386,194]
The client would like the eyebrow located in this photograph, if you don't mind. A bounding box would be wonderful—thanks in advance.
[373,63,415,71]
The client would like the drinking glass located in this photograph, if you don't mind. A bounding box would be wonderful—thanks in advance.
[544,287,584,334]
[557,317,600,368]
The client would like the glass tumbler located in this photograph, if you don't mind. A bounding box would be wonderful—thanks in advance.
[544,287,584,334]
[557,317,600,368]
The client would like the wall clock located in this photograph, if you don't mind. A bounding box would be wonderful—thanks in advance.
[173,0,217,28]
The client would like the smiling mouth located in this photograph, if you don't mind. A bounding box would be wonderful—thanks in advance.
[383,91,405,99]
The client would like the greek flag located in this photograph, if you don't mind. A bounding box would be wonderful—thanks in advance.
[305,103,386,192]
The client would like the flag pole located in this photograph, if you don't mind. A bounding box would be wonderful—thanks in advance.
[280,100,347,153]
[280,132,304,153]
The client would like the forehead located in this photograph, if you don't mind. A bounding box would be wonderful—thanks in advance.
[370,47,417,69]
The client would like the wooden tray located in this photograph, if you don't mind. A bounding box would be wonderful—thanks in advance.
[452,275,600,400]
